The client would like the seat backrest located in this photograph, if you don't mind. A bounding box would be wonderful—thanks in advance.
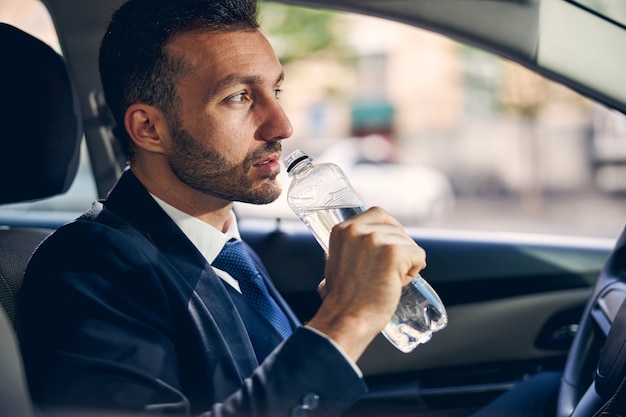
[0,22,82,325]
[0,229,54,327]
[0,22,83,417]
[0,304,34,417]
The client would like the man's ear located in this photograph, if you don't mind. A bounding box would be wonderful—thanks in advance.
[124,103,169,154]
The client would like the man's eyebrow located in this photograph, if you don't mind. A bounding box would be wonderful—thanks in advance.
[211,71,285,97]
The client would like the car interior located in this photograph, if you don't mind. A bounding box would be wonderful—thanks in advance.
[1,0,626,416]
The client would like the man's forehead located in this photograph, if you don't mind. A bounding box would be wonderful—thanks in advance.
[167,29,275,67]
[167,29,284,94]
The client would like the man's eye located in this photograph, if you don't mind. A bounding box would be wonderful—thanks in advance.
[274,89,283,99]
[229,92,247,102]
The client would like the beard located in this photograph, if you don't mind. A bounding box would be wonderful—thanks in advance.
[167,123,283,205]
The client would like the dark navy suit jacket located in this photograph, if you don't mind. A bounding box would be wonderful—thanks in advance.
[18,169,366,416]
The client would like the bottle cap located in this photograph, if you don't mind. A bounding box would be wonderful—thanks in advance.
[284,149,311,173]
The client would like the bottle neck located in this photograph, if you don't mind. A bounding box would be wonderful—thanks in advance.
[287,157,313,177]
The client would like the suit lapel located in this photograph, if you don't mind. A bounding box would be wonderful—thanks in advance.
[103,169,258,377]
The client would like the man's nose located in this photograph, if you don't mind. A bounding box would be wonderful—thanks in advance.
[256,98,294,142]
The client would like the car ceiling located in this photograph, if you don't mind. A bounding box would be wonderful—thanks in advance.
[41,0,626,193]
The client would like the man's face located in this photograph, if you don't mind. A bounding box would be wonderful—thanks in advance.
[164,29,293,204]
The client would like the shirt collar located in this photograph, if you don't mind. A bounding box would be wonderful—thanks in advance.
[149,193,241,264]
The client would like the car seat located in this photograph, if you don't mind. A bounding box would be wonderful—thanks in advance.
[0,22,82,417]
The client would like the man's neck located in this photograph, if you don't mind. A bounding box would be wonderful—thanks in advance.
[131,165,234,233]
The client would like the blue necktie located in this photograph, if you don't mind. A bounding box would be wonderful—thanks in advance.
[213,239,292,339]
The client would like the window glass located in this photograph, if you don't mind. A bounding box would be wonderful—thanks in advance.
[234,3,626,240]
[3,1,625,240]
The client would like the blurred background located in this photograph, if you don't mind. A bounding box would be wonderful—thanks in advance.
[3,0,626,239]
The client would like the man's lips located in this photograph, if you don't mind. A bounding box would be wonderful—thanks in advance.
[252,153,281,173]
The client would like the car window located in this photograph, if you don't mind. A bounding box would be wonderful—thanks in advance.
[233,3,626,240]
[3,1,626,242]
[0,0,98,216]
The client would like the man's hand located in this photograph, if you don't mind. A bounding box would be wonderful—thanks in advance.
[306,207,426,362]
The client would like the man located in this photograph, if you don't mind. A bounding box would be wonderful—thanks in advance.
[18,0,426,416]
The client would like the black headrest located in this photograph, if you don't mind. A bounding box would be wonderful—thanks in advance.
[0,23,82,205]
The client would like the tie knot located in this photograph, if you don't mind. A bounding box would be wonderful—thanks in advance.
[213,240,258,278]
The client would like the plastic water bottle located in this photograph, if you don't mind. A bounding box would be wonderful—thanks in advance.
[283,149,448,353]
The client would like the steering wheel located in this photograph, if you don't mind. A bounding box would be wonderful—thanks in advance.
[557,234,626,417]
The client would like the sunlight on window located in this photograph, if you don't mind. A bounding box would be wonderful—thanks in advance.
[247,3,626,240]
[0,0,59,51]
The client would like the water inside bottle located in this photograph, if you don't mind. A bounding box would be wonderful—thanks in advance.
[294,205,366,252]
[383,276,448,352]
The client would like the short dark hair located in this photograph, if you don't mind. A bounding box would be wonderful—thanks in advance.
[99,0,260,157]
